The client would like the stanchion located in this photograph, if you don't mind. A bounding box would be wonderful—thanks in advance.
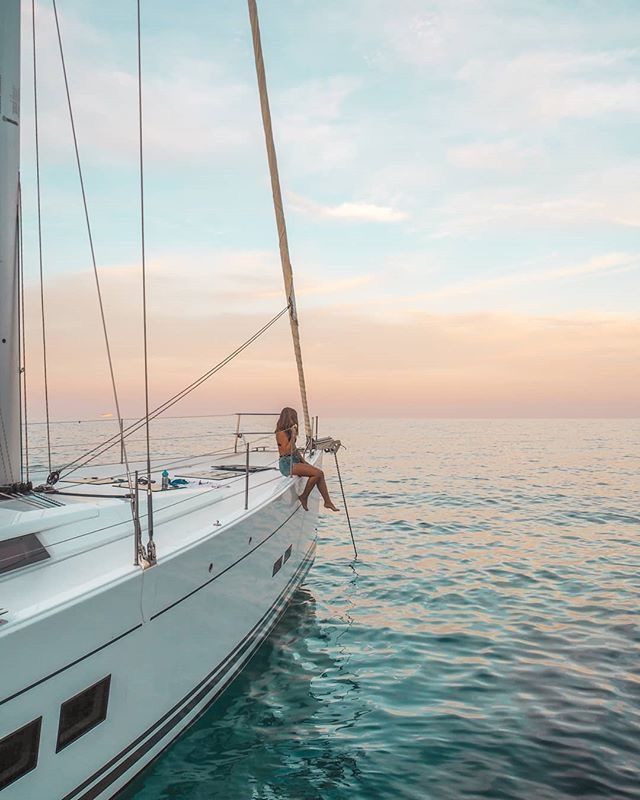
[133,470,142,565]
[245,442,250,510]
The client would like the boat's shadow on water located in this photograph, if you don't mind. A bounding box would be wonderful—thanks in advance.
[122,586,361,800]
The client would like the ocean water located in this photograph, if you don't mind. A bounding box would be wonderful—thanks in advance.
[29,418,640,798]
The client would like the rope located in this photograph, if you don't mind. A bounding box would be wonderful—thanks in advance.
[30,430,230,454]
[64,414,292,487]
[6,436,335,573]
[247,0,312,441]
[51,0,134,499]
[135,0,154,555]
[55,305,289,480]
[334,450,357,560]
[2,461,289,573]
[18,182,29,482]
[32,0,52,473]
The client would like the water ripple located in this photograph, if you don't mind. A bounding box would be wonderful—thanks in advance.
[99,418,640,799]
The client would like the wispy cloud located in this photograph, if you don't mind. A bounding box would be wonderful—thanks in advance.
[432,162,640,236]
[288,192,407,223]
[418,253,639,301]
[16,0,640,420]
[274,77,362,173]
[447,139,543,172]
[21,4,256,164]
[457,50,640,131]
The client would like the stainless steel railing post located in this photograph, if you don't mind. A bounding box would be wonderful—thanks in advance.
[244,442,250,510]
[234,413,242,454]
[133,469,141,565]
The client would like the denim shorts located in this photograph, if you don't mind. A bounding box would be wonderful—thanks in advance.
[279,452,301,477]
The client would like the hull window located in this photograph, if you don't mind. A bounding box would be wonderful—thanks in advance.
[56,676,111,752]
[0,717,42,791]
[0,534,49,576]
[284,545,292,563]
[272,556,283,576]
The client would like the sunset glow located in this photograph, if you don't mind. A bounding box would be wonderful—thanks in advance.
[18,0,640,420]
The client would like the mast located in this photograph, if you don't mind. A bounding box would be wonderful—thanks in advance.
[247,0,312,441]
[0,0,22,487]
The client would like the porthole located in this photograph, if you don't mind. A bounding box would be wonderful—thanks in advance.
[284,545,292,564]
[56,676,111,752]
[272,556,283,577]
[0,534,49,576]
[0,717,42,791]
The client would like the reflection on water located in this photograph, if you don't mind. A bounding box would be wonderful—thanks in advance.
[122,587,364,800]
[31,419,640,798]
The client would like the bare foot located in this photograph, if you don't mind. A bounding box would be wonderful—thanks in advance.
[298,494,309,511]
[324,502,340,512]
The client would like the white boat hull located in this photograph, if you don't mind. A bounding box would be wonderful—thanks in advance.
[1,468,318,800]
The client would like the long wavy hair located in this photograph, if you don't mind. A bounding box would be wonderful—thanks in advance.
[275,407,298,439]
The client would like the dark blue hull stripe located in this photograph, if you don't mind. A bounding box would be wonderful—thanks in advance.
[150,504,301,620]
[1,504,301,708]
[63,541,316,800]
[0,625,142,708]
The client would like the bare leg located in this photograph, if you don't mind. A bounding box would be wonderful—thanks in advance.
[298,476,318,510]
[292,463,339,512]
[317,471,339,511]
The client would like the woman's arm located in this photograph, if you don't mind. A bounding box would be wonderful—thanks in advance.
[276,429,293,456]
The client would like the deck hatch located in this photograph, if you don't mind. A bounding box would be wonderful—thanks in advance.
[0,717,42,791]
[56,676,111,752]
[0,534,49,576]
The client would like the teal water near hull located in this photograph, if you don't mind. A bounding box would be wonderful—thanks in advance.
[32,419,640,798]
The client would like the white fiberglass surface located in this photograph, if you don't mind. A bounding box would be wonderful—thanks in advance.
[0,450,318,626]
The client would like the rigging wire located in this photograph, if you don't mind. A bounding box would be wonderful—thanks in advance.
[28,465,282,566]
[18,182,29,483]
[135,0,153,547]
[2,462,287,573]
[50,0,134,499]
[9,424,324,570]
[32,0,52,473]
[10,421,329,571]
[333,450,357,559]
[29,429,230,454]
[55,304,290,480]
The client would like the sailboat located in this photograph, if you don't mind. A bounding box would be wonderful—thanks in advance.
[0,2,338,798]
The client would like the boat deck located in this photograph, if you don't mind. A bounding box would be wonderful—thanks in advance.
[0,447,310,634]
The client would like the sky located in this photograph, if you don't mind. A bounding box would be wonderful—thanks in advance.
[17,0,640,419]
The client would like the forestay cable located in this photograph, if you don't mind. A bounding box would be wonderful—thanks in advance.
[135,0,154,554]
[53,304,290,481]
[248,0,312,441]
[32,0,52,473]
[51,0,133,492]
